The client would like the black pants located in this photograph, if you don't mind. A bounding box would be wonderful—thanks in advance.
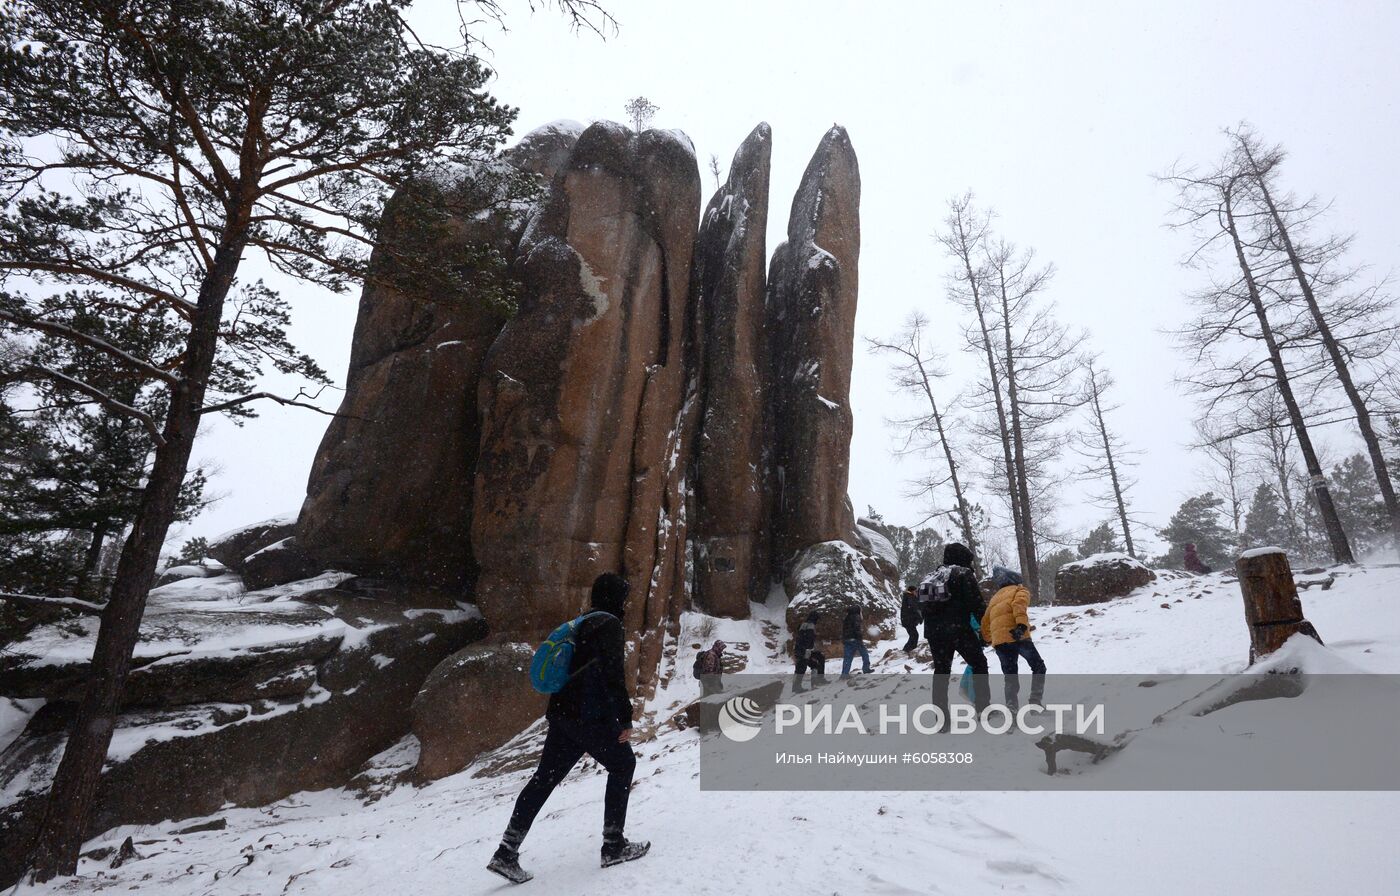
[502,716,636,849]
[901,620,920,652]
[994,640,1047,709]
[794,650,826,684]
[926,624,989,722]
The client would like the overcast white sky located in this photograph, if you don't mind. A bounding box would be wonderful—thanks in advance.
[177,0,1400,558]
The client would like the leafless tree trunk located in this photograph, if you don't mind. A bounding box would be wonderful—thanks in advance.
[867,314,978,561]
[1194,420,1245,540]
[1220,182,1353,562]
[1163,162,1354,564]
[1081,359,1138,558]
[1232,127,1400,555]
[939,197,1020,575]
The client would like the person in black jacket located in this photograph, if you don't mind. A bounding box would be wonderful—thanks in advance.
[919,543,990,722]
[793,611,825,690]
[899,584,922,653]
[839,605,872,678]
[488,573,649,884]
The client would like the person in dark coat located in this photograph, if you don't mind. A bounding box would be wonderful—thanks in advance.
[488,573,649,884]
[694,639,727,696]
[900,584,922,653]
[840,605,872,678]
[1183,542,1211,575]
[793,611,825,690]
[919,543,990,722]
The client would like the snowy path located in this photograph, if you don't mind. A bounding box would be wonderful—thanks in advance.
[14,566,1400,895]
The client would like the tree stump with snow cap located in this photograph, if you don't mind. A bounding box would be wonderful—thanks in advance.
[1236,548,1323,664]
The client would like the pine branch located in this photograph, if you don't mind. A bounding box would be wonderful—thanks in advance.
[27,365,166,446]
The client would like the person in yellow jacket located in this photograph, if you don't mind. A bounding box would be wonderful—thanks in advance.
[981,566,1046,709]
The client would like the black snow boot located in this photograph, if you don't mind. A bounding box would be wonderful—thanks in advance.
[600,838,651,868]
[487,846,533,884]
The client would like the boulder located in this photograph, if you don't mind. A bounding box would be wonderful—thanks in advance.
[0,584,486,889]
[783,540,900,647]
[411,642,546,781]
[472,121,701,682]
[154,564,213,586]
[239,536,320,590]
[689,124,774,619]
[206,514,296,571]
[1054,552,1156,605]
[766,126,863,564]
[856,519,902,581]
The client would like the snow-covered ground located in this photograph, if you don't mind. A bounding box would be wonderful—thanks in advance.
[13,565,1400,895]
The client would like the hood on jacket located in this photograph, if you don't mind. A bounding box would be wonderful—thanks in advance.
[991,565,1024,589]
[943,542,975,569]
[590,572,630,618]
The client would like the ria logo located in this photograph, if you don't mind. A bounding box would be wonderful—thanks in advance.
[718,696,764,742]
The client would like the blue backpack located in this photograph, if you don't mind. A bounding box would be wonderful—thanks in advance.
[530,611,610,694]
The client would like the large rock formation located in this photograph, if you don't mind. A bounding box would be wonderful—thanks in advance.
[471,122,701,683]
[689,124,774,617]
[1055,552,1156,605]
[0,577,485,887]
[766,126,863,563]
[297,122,584,588]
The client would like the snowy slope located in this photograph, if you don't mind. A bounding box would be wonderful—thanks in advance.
[12,565,1400,895]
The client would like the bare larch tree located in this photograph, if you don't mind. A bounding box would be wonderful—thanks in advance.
[867,311,978,560]
[1229,126,1400,555]
[1162,157,1355,563]
[1078,358,1139,558]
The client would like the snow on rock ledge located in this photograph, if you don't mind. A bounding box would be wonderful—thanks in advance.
[0,577,487,888]
[783,540,900,645]
[1054,552,1156,606]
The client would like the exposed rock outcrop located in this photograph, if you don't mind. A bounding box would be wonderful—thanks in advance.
[297,122,582,588]
[207,514,296,572]
[782,540,900,646]
[1054,553,1156,605]
[0,577,486,888]
[411,642,545,781]
[471,122,701,683]
[766,127,863,565]
[689,124,774,618]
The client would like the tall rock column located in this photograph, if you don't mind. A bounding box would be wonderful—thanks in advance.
[766,126,864,567]
[296,123,582,589]
[472,123,701,689]
[689,123,773,617]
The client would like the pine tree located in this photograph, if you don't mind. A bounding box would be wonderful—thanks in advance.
[1158,493,1234,570]
[1242,483,1293,553]
[1328,453,1385,557]
[0,0,547,878]
[1077,522,1123,558]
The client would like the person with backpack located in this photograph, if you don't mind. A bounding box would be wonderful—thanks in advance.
[918,543,989,722]
[840,605,873,679]
[793,610,826,691]
[981,565,1046,710]
[488,573,649,884]
[693,639,727,696]
[899,584,922,654]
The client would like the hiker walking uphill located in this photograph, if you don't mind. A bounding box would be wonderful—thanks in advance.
[900,584,922,654]
[982,566,1047,710]
[488,573,649,884]
[840,605,873,678]
[693,640,727,696]
[919,543,990,721]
